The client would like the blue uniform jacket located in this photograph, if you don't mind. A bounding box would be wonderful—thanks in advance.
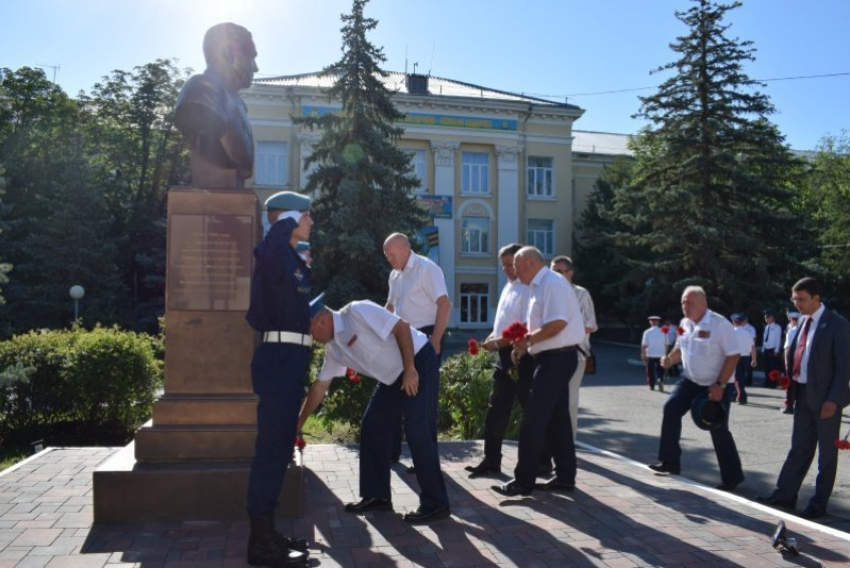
[245,217,311,333]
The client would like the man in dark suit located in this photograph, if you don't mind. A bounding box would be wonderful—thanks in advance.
[758,277,850,519]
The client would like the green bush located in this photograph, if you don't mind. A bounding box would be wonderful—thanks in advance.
[0,325,163,446]
[438,350,497,440]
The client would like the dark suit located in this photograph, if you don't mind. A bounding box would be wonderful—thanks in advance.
[772,308,850,512]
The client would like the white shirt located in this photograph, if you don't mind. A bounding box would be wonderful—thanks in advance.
[527,267,585,354]
[317,300,428,385]
[574,284,597,353]
[678,310,738,386]
[744,323,756,339]
[763,321,782,352]
[492,278,530,337]
[795,304,825,385]
[642,326,667,358]
[733,326,754,357]
[784,322,798,350]
[387,253,449,329]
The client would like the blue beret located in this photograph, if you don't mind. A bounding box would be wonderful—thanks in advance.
[309,293,325,319]
[295,241,310,253]
[265,191,311,212]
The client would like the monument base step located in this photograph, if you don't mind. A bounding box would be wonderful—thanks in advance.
[93,442,303,522]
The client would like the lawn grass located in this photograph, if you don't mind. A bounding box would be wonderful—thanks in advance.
[0,445,31,473]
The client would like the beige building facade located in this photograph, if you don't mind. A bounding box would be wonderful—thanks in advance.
[243,72,630,328]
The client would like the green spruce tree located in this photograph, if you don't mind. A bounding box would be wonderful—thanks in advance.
[294,0,426,307]
[607,0,803,317]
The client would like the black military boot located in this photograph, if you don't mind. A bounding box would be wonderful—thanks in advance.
[247,512,309,567]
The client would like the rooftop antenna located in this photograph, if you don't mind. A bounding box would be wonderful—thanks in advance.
[37,63,60,83]
[413,62,419,75]
[427,41,435,76]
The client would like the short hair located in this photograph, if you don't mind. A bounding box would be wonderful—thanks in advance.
[682,285,706,301]
[516,246,544,263]
[792,277,821,299]
[551,255,573,270]
[498,243,523,258]
[203,23,256,68]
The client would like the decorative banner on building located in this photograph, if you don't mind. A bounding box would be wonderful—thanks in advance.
[416,195,452,219]
[300,106,517,131]
[412,226,440,264]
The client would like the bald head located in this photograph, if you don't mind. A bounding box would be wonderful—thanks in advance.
[383,233,412,271]
[513,246,546,285]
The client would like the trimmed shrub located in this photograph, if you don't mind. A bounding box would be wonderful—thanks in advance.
[437,350,497,440]
[0,326,163,446]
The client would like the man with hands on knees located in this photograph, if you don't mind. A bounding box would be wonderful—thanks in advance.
[297,298,451,524]
[649,286,744,492]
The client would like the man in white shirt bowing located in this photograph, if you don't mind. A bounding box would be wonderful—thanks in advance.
[492,246,585,497]
[650,286,744,492]
[297,297,450,524]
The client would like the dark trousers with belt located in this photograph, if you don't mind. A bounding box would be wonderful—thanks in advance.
[360,343,449,511]
[514,348,578,489]
[247,342,310,516]
[481,347,534,465]
[774,382,843,512]
[391,325,439,461]
[734,356,750,403]
[657,378,743,485]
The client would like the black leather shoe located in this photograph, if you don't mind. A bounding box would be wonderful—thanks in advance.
[648,462,681,475]
[465,461,501,478]
[492,480,533,497]
[756,495,797,510]
[403,505,451,524]
[716,477,744,492]
[800,506,826,519]
[344,497,393,514]
[534,476,575,492]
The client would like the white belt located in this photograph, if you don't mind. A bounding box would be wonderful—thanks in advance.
[263,331,312,346]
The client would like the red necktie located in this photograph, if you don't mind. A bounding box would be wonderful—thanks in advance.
[792,317,812,379]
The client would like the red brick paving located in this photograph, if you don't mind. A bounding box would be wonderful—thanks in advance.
[0,443,848,566]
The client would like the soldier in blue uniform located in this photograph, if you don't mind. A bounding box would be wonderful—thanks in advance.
[245,191,313,567]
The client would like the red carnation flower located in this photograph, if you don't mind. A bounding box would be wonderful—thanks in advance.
[677,326,685,335]
[346,368,362,383]
[294,436,307,451]
[502,321,529,342]
[468,338,480,356]
[768,370,781,382]
[660,326,670,335]
[835,440,850,451]
[778,375,791,389]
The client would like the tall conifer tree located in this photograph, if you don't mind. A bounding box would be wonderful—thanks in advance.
[295,0,425,307]
[607,0,802,315]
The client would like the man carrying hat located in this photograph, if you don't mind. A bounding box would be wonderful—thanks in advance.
[297,299,451,524]
[641,316,667,391]
[649,286,745,492]
[244,190,313,567]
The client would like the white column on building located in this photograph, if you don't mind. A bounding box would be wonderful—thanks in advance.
[296,132,322,193]
[495,145,522,291]
[431,141,459,326]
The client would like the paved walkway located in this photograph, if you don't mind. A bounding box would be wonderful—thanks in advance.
[1,442,849,567]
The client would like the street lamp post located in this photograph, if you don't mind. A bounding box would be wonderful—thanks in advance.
[69,285,85,320]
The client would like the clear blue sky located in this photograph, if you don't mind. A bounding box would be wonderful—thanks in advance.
[4,0,848,150]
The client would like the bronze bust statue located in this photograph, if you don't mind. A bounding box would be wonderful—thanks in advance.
[175,23,257,189]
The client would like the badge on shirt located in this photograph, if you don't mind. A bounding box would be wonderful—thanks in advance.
[294,268,304,282]
[698,330,711,339]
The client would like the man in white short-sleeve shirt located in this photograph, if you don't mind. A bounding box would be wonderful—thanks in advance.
[297,299,450,524]
[650,286,744,492]
[642,316,667,391]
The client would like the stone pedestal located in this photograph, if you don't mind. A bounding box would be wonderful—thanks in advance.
[93,188,303,522]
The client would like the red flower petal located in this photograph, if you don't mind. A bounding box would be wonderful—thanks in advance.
[677,326,685,335]
[468,338,480,356]
[768,370,781,381]
[660,326,670,335]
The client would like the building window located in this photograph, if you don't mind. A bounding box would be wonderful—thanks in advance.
[527,219,554,255]
[462,151,489,194]
[255,141,288,186]
[527,156,553,197]
[461,217,489,254]
[407,149,427,194]
[460,283,489,324]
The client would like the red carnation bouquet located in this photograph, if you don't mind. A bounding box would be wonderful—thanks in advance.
[346,368,362,383]
[660,325,670,335]
[502,321,529,343]
[467,338,480,356]
[836,425,850,450]
[768,370,792,389]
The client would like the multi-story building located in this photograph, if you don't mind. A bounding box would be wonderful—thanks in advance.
[243,72,631,328]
